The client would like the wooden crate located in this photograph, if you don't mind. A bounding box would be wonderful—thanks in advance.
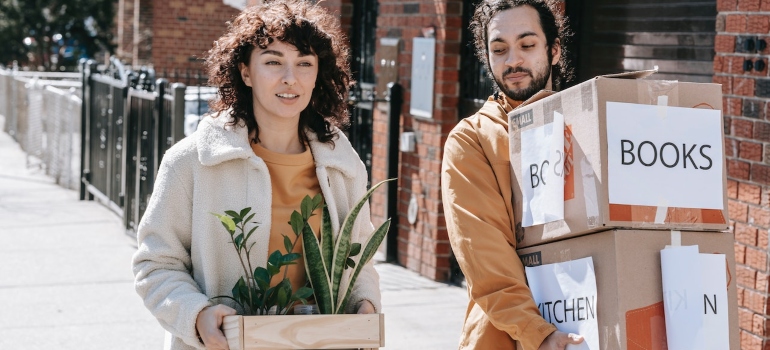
[223,314,385,350]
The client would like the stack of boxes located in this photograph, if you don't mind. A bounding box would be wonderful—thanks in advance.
[509,70,738,349]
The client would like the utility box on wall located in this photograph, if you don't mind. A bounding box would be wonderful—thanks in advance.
[410,37,435,118]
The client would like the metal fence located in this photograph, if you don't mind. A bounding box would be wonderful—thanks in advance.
[0,59,188,232]
[0,69,82,189]
[80,58,186,232]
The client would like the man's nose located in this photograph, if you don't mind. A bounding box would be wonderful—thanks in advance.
[505,50,523,68]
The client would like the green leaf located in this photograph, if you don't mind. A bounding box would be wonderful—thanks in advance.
[293,286,314,300]
[302,222,334,314]
[321,205,334,280]
[213,213,236,233]
[349,243,361,257]
[245,225,258,244]
[283,235,292,253]
[331,179,394,303]
[244,213,256,224]
[239,207,251,219]
[290,211,304,235]
[301,195,313,220]
[282,253,301,263]
[346,257,355,269]
[312,193,323,209]
[234,233,244,249]
[338,218,391,313]
[254,267,270,292]
[225,210,240,219]
[267,250,283,268]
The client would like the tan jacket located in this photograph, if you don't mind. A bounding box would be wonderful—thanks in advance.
[441,95,556,350]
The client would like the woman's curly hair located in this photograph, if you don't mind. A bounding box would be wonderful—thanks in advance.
[470,0,574,91]
[205,0,351,145]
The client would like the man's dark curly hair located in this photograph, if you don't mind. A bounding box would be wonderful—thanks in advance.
[205,0,351,145]
[470,0,574,91]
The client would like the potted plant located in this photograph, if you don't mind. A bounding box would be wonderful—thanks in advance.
[215,179,393,350]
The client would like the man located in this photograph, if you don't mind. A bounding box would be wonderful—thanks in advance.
[441,1,584,349]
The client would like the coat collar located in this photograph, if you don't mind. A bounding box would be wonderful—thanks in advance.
[196,111,360,178]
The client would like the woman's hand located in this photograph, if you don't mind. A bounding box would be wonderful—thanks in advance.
[356,300,376,314]
[195,304,237,350]
[538,330,584,350]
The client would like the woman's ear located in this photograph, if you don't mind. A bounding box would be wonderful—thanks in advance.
[239,62,252,87]
[551,38,562,66]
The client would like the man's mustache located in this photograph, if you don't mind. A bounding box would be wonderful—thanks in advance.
[502,66,532,79]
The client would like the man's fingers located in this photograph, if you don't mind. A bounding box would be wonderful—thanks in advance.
[567,333,584,344]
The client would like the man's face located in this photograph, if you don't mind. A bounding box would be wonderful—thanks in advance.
[487,5,560,101]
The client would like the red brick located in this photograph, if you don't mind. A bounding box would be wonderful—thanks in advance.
[731,200,750,221]
[738,182,762,204]
[742,308,755,332]
[715,74,731,94]
[741,141,765,161]
[749,205,770,227]
[739,286,746,306]
[736,222,759,246]
[735,77,756,96]
[740,264,759,287]
[754,313,767,336]
[741,0,763,10]
[729,159,752,180]
[729,180,740,199]
[751,164,770,186]
[726,14,747,33]
[758,271,770,293]
[737,242,747,264]
[746,246,768,271]
[727,97,743,117]
[749,15,770,33]
[726,137,738,157]
[720,0,739,10]
[759,229,769,250]
[715,35,736,54]
[734,119,755,138]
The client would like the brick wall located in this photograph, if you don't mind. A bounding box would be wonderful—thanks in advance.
[115,0,135,63]
[151,0,240,74]
[370,0,463,281]
[716,0,770,348]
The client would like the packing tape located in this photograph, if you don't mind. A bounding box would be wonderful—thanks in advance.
[654,206,667,224]
[670,230,681,246]
[657,95,668,119]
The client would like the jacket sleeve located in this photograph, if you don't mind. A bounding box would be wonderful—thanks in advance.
[132,159,210,349]
[441,122,555,350]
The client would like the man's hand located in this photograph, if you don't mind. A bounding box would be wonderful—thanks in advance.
[356,300,376,314]
[196,304,237,350]
[538,330,584,350]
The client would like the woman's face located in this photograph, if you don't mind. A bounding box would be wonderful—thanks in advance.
[239,40,318,125]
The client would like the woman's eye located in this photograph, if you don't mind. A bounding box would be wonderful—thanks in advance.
[266,60,280,65]
[492,48,505,54]
[299,62,313,67]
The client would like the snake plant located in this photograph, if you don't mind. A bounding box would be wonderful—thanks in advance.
[302,178,394,314]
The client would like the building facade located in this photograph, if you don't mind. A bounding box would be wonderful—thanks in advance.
[114,0,770,347]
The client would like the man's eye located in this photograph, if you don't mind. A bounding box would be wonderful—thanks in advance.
[492,48,505,54]
[522,44,535,49]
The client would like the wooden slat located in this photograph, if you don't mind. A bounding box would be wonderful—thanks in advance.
[223,314,384,350]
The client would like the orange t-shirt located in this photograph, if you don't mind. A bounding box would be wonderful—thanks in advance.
[251,142,322,291]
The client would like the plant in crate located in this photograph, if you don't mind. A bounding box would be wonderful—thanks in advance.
[211,203,316,315]
[302,178,394,314]
[211,178,393,316]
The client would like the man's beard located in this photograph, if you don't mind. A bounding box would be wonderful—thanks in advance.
[493,62,552,101]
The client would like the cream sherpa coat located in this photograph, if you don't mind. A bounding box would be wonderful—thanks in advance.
[132,113,382,350]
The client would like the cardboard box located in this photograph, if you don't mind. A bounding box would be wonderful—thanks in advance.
[517,229,738,350]
[509,70,728,248]
[223,314,384,350]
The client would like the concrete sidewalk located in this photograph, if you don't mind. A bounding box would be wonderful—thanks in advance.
[0,122,467,349]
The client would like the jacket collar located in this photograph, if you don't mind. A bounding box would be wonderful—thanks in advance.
[196,111,360,178]
[476,93,525,126]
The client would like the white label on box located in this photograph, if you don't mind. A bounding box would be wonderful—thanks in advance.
[606,102,723,210]
[660,246,729,350]
[525,257,599,350]
[521,111,565,227]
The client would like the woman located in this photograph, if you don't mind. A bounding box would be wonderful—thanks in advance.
[132,1,380,349]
